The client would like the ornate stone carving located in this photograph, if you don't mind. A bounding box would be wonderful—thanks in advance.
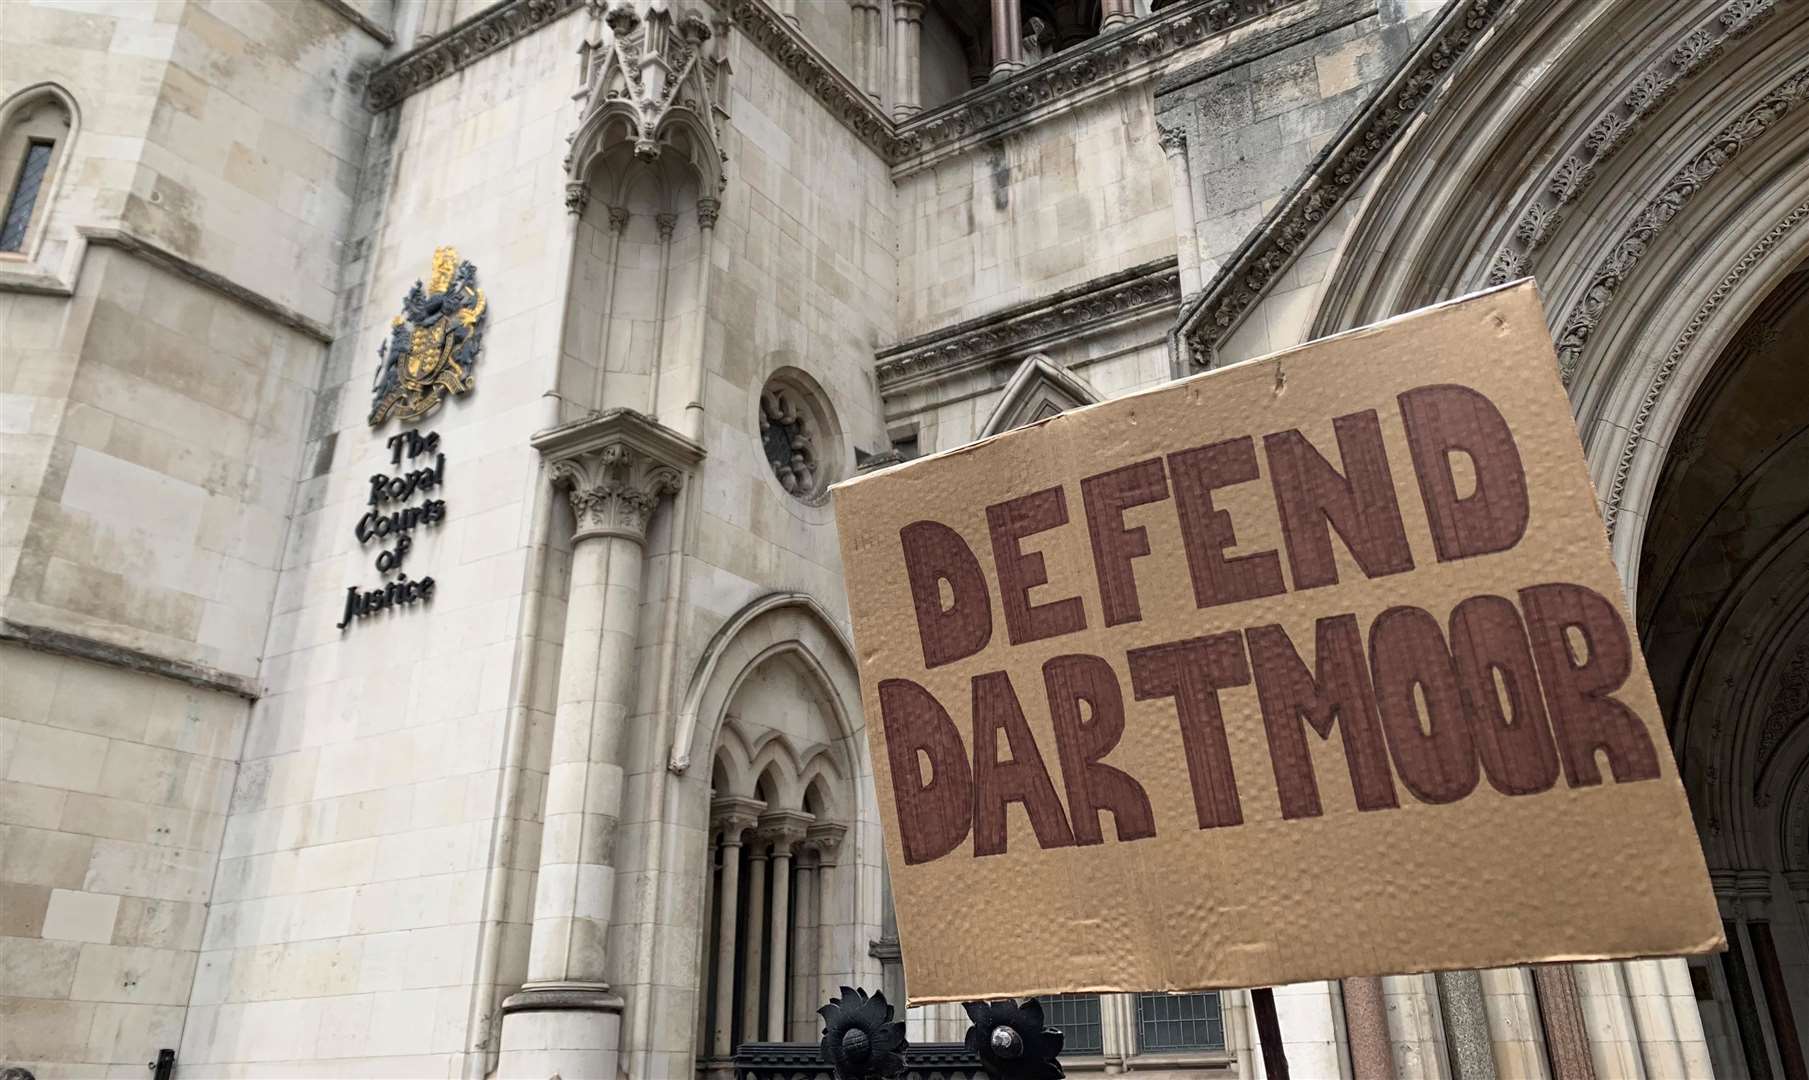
[759,383,821,499]
[696,197,721,228]
[370,247,487,425]
[1600,200,1807,536]
[568,0,727,191]
[565,181,590,216]
[1485,0,1781,303]
[366,0,585,111]
[531,407,706,545]
[1553,63,1809,383]
[711,795,766,842]
[755,808,814,855]
[878,257,1179,390]
[807,821,848,863]
[1176,0,1511,367]
[1755,641,1808,789]
[1156,123,1187,156]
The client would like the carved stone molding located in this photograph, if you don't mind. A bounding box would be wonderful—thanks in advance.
[729,0,899,158]
[1488,0,1780,287]
[711,795,766,842]
[532,407,706,545]
[1601,196,1809,537]
[1174,0,1512,368]
[755,808,814,855]
[877,257,1180,391]
[366,0,585,111]
[892,0,1301,173]
[1552,61,1809,383]
[806,820,847,863]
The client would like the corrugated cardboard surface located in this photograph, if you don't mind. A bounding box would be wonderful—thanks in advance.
[832,282,1722,1004]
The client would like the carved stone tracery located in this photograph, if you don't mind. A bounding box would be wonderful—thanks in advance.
[759,385,820,499]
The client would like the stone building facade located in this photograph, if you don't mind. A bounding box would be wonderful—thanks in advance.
[0,0,1804,1078]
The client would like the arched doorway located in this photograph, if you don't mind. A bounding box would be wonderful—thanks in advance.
[1638,262,1809,1080]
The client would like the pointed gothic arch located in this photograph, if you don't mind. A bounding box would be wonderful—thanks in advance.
[977,353,1103,438]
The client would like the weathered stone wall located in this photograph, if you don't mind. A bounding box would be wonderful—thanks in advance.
[182,9,585,1073]
[1156,0,1442,364]
[0,644,246,1076]
[1,4,380,1070]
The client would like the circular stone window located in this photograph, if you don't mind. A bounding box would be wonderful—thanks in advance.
[758,371,839,505]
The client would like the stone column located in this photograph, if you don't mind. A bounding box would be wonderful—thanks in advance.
[709,799,761,1059]
[758,812,810,1040]
[1436,969,1499,1080]
[1100,0,1137,30]
[988,0,1023,81]
[739,838,770,1040]
[790,855,817,1039]
[851,0,883,102]
[1157,125,1201,296]
[891,0,925,121]
[1533,965,1599,1080]
[1342,976,1395,1080]
[497,410,704,1079]
[810,822,847,1006]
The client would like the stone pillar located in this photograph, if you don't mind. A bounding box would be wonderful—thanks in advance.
[1342,976,1395,1080]
[739,839,769,1039]
[758,812,810,1040]
[810,822,847,1006]
[790,856,817,1039]
[1100,0,1136,30]
[1533,965,1599,1080]
[497,410,704,1080]
[416,0,456,42]
[988,0,1023,81]
[709,799,761,1059]
[1157,125,1201,296]
[1436,969,1499,1080]
[891,0,924,121]
[851,0,883,102]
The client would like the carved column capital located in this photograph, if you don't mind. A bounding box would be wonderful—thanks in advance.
[565,181,591,216]
[607,205,631,234]
[655,211,679,240]
[696,197,721,229]
[807,821,847,865]
[1156,124,1187,157]
[533,408,706,545]
[711,795,766,844]
[755,809,814,856]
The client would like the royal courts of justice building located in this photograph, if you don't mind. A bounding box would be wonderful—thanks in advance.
[1,0,1806,1077]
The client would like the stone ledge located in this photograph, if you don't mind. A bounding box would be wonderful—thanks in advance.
[365,0,585,111]
[0,619,261,700]
[877,257,1180,392]
[316,0,394,47]
[77,226,335,343]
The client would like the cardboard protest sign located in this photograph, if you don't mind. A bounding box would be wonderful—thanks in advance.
[832,282,1721,1003]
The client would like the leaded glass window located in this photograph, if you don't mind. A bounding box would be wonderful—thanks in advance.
[1135,991,1224,1052]
[1,140,52,252]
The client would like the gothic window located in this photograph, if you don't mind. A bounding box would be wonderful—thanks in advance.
[1135,991,1225,1052]
[0,87,74,258]
[757,371,839,504]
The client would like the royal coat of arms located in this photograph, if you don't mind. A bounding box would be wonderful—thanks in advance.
[369,246,487,425]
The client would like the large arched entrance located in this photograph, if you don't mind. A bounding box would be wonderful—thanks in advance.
[1638,263,1809,1080]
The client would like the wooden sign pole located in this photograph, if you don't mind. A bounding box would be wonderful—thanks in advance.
[1251,987,1291,1080]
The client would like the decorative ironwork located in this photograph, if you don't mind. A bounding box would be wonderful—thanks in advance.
[964,998,1066,1080]
[760,383,820,499]
[370,247,487,426]
[819,986,908,1079]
